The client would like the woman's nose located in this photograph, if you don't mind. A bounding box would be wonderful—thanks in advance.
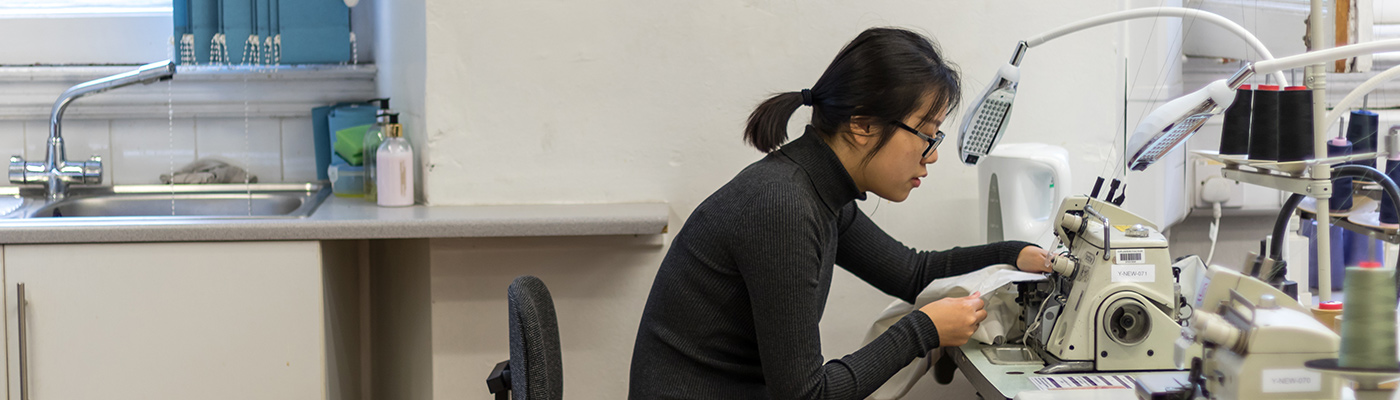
[923,148,939,164]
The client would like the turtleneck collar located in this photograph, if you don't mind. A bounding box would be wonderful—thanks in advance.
[777,126,866,215]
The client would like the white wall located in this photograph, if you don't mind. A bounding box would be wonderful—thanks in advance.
[416,0,1135,209]
[377,0,1154,399]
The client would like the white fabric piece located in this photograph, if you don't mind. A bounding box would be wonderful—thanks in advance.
[861,264,1046,400]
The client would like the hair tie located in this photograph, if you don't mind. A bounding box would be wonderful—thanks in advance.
[800,89,814,106]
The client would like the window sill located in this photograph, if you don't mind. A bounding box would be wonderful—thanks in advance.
[0,64,377,121]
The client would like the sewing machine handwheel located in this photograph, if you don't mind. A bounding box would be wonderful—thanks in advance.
[1104,298,1152,346]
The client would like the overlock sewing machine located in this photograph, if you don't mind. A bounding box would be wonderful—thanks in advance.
[1156,264,1341,400]
[1018,195,1191,373]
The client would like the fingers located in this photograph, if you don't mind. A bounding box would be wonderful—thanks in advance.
[1027,249,1049,273]
[1018,247,1055,273]
[973,308,988,324]
[967,296,985,311]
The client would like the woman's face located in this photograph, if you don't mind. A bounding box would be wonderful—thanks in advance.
[861,94,945,203]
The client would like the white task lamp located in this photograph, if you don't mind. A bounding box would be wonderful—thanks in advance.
[1127,38,1400,171]
[1139,40,1400,348]
[957,7,1289,166]
[1128,40,1400,310]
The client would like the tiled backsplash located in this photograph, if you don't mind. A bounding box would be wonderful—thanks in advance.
[0,65,377,188]
[0,116,317,186]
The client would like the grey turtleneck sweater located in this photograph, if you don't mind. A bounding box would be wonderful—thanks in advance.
[629,128,1032,399]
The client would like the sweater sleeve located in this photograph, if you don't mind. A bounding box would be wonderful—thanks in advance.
[731,196,943,400]
[834,203,1036,303]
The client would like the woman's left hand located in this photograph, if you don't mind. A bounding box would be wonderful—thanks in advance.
[1016,246,1052,273]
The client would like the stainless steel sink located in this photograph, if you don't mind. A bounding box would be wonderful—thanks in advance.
[7,183,329,220]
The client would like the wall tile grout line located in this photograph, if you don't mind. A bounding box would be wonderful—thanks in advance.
[193,116,201,163]
[281,121,287,183]
[105,119,114,186]
[22,120,30,163]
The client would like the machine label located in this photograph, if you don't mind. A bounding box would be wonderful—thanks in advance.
[1110,264,1154,282]
[1115,249,1146,264]
[1261,369,1322,393]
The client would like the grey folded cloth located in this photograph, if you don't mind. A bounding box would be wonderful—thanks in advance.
[159,158,258,184]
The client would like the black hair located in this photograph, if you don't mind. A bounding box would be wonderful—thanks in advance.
[743,27,961,164]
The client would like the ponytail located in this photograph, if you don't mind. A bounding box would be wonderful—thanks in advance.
[743,91,805,153]
[742,28,960,159]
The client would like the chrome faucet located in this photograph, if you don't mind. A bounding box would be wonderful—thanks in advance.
[9,60,176,200]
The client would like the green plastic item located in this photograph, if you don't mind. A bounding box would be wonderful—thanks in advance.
[334,124,372,166]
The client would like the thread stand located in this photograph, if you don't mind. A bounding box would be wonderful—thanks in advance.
[1194,149,1381,175]
[1297,188,1400,245]
[1305,357,1400,399]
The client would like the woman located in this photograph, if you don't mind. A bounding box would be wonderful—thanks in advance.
[630,27,1051,399]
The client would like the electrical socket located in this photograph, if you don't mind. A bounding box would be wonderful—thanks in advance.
[1193,159,1244,209]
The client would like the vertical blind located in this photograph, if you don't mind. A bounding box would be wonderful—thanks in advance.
[174,0,352,65]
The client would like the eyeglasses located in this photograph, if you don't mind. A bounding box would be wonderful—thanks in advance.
[892,121,944,159]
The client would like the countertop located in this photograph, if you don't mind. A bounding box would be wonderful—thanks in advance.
[0,196,670,244]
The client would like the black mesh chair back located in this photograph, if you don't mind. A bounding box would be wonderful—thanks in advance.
[487,275,563,400]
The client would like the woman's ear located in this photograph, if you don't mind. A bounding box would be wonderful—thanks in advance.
[845,116,878,147]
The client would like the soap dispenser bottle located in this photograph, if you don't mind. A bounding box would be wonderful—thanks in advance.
[363,98,391,203]
[375,115,414,207]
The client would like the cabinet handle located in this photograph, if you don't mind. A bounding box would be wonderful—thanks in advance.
[18,283,28,400]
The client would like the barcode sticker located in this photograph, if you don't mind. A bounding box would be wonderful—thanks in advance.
[1115,249,1146,264]
[1029,375,1134,390]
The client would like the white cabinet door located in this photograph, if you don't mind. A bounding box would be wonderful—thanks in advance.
[5,241,326,400]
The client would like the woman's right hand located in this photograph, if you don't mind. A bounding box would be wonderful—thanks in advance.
[919,293,987,347]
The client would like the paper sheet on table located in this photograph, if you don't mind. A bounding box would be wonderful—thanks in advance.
[861,264,1047,400]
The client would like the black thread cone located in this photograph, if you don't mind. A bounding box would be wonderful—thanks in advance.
[1248,87,1280,161]
[1219,88,1253,155]
[1277,88,1314,162]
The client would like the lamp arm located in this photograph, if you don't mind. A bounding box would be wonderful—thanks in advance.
[1324,62,1400,127]
[1022,7,1288,86]
[1255,38,1400,75]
